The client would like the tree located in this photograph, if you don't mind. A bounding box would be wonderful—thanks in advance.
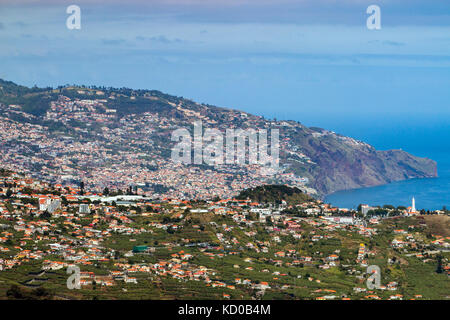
[6,188,12,198]
[103,187,109,196]
[33,287,50,297]
[5,202,14,213]
[79,181,85,195]
[41,210,51,219]
[436,255,443,274]
[6,285,23,299]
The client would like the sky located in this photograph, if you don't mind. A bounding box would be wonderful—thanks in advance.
[0,0,449,154]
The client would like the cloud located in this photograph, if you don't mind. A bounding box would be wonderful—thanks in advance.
[369,40,406,47]
[383,40,406,47]
[136,35,184,44]
[0,0,414,5]
[2,0,450,27]
[101,38,126,45]
[14,21,28,27]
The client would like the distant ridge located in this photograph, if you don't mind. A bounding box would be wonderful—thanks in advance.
[0,79,438,197]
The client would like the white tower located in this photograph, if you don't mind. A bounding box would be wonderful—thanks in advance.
[411,197,416,212]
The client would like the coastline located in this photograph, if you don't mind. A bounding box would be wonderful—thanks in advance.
[324,174,448,211]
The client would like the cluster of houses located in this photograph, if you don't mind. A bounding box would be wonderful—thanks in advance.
[0,94,315,201]
[0,170,448,299]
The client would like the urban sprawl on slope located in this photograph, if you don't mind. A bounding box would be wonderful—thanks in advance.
[0,94,313,201]
[0,170,448,300]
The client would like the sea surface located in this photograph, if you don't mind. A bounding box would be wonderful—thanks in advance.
[298,115,450,211]
[324,152,450,211]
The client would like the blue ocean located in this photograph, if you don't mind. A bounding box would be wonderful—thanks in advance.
[300,114,450,211]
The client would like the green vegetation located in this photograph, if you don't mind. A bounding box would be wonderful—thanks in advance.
[237,185,313,205]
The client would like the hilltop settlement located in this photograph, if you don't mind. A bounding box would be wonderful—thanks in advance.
[0,80,437,199]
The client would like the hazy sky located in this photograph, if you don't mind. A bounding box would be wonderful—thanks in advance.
[1,0,449,148]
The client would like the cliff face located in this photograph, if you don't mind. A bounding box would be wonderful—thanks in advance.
[0,79,438,197]
[287,126,437,195]
[310,148,437,196]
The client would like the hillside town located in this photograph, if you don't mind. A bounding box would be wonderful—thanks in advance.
[0,93,315,201]
[0,169,448,300]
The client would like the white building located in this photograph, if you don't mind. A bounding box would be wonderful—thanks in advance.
[323,216,355,225]
[361,204,373,216]
[79,204,91,214]
[250,208,272,216]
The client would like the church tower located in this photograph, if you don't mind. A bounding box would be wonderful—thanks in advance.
[412,197,416,213]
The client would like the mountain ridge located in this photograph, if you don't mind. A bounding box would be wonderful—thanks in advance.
[0,79,437,198]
